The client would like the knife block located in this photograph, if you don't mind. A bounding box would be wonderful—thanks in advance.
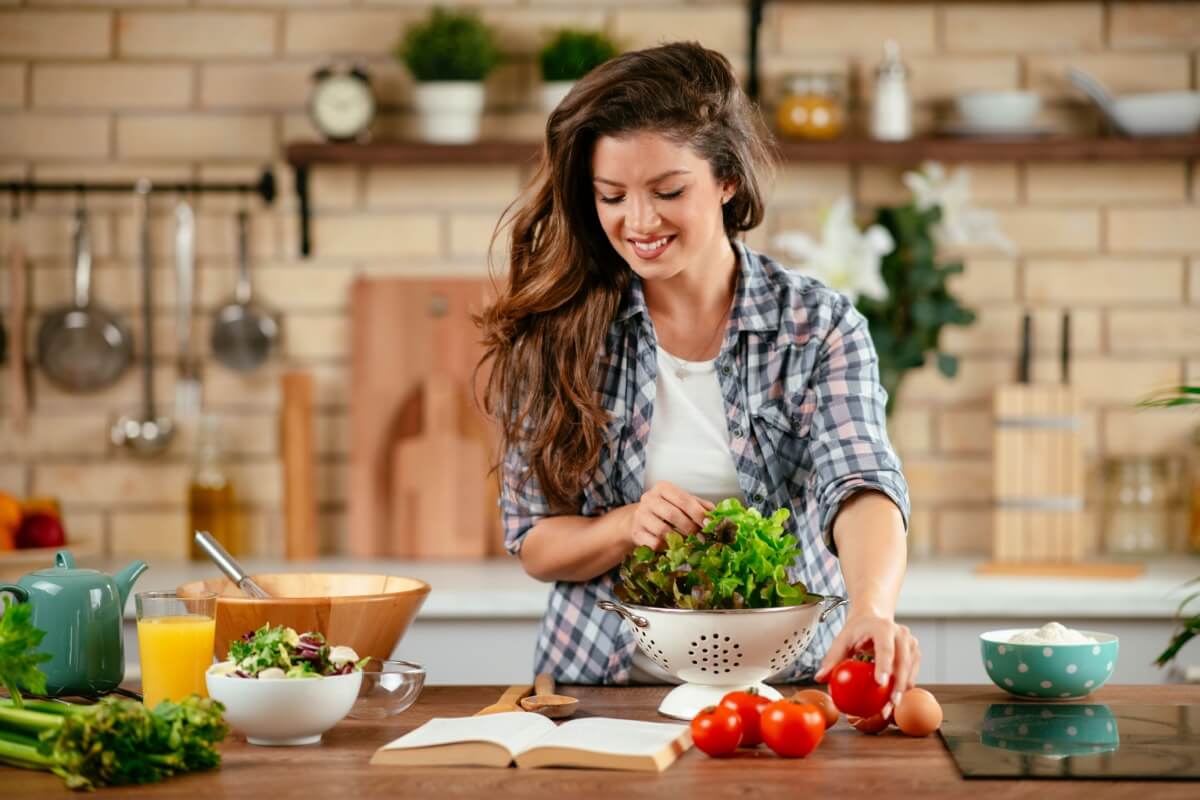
[991,384,1086,563]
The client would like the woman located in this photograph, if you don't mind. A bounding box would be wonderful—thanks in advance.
[478,41,917,715]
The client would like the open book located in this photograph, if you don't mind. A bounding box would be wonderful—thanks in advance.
[370,712,692,772]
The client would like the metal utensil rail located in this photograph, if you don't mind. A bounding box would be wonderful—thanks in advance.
[1,168,276,205]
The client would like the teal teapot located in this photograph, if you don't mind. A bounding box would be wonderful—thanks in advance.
[0,550,147,696]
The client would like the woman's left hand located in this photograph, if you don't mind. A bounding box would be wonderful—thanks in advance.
[813,611,921,719]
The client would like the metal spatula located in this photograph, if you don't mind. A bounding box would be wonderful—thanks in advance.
[193,530,270,598]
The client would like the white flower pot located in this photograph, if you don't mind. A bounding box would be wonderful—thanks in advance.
[412,82,486,144]
[540,81,575,114]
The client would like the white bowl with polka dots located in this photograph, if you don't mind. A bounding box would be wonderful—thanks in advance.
[980,629,1119,700]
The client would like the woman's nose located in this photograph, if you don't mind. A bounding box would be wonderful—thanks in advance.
[627,195,660,232]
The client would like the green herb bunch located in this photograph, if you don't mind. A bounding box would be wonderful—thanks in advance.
[1139,385,1200,669]
[538,29,619,82]
[617,498,810,610]
[855,204,976,416]
[41,695,228,791]
[0,596,51,708]
[396,7,501,82]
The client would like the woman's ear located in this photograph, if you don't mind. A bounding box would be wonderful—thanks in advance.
[721,180,737,205]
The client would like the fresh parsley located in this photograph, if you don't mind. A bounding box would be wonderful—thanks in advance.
[0,596,51,709]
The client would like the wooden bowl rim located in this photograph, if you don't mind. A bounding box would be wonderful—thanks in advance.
[176,573,431,604]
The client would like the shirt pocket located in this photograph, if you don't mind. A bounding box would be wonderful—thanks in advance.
[751,396,813,490]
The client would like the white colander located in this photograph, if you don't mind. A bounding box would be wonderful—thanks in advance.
[599,594,847,719]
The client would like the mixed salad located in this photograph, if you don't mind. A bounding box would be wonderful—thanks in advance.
[211,624,368,679]
[618,497,811,610]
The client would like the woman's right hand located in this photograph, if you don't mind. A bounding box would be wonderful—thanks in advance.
[628,481,714,551]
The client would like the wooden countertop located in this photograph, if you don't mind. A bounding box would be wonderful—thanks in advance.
[12,684,1200,798]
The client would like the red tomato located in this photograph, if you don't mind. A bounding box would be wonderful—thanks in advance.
[719,689,770,747]
[690,705,743,757]
[759,699,825,758]
[827,658,892,718]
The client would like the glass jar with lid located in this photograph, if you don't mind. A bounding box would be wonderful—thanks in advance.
[1101,456,1176,557]
[776,72,847,140]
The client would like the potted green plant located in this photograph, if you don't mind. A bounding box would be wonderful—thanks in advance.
[1140,385,1200,673]
[774,162,1014,415]
[395,7,501,143]
[537,29,619,113]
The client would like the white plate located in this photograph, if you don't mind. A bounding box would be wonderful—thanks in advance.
[941,121,1057,138]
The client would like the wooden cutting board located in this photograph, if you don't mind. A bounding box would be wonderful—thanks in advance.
[390,375,489,558]
[349,277,503,558]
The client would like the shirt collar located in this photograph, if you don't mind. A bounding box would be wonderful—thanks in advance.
[614,240,779,334]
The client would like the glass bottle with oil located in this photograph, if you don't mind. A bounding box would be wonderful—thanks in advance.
[188,414,241,560]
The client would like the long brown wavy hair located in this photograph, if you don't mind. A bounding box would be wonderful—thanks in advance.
[476,41,777,513]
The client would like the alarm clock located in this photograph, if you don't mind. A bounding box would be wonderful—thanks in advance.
[309,64,376,142]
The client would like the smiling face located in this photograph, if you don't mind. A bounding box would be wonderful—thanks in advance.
[591,131,735,283]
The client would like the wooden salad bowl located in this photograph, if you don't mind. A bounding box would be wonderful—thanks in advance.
[177,573,430,663]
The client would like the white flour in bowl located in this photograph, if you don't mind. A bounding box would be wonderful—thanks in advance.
[1008,621,1097,645]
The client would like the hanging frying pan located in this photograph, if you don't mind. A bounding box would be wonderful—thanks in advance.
[36,205,133,393]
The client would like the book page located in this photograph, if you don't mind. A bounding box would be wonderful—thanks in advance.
[515,717,688,758]
[379,712,556,757]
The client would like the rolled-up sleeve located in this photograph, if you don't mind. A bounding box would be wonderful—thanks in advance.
[807,301,910,554]
[499,439,552,556]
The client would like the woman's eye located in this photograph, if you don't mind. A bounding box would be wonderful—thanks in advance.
[599,195,624,205]
[656,189,684,200]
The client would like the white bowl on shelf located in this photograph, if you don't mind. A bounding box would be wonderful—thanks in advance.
[206,665,362,746]
[954,90,1042,131]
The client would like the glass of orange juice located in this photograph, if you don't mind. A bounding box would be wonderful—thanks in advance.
[135,590,217,708]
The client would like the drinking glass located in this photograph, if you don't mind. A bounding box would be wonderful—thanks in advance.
[135,590,217,708]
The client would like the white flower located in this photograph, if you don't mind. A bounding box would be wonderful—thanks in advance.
[902,161,1016,254]
[773,196,893,303]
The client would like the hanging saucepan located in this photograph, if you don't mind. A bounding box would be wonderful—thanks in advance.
[36,205,133,393]
[210,209,279,372]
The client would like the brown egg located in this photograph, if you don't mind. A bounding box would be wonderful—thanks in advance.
[848,713,890,735]
[791,689,839,729]
[893,688,942,737]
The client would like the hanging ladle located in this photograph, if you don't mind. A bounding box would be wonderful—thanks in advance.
[112,179,174,456]
[210,209,279,373]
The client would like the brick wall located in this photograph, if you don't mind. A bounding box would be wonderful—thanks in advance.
[0,0,1197,560]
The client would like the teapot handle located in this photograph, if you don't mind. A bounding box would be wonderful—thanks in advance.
[55,550,76,569]
[0,584,29,603]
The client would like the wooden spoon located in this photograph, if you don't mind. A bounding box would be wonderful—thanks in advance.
[520,673,579,719]
[474,684,533,716]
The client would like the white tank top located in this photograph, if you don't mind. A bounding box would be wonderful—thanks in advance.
[642,346,745,505]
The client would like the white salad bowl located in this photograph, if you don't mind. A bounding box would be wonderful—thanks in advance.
[206,665,362,746]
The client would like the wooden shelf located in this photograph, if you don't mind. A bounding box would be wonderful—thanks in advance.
[286,136,1200,168]
[286,140,540,167]
[284,135,1200,256]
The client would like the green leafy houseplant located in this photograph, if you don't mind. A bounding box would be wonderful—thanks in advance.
[395,7,501,82]
[774,163,1013,417]
[538,29,619,82]
[1139,385,1200,669]
[856,203,976,415]
[617,499,812,610]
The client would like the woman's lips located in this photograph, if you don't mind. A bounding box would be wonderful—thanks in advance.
[628,234,675,260]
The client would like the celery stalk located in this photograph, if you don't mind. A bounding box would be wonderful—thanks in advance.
[0,698,79,716]
[0,705,63,735]
[0,733,52,770]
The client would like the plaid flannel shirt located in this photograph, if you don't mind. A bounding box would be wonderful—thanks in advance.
[501,241,910,685]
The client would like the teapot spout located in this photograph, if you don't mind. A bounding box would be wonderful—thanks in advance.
[115,560,149,611]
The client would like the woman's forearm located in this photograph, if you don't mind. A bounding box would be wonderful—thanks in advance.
[518,505,638,583]
[831,491,907,620]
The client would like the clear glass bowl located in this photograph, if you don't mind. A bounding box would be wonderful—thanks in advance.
[348,659,425,720]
